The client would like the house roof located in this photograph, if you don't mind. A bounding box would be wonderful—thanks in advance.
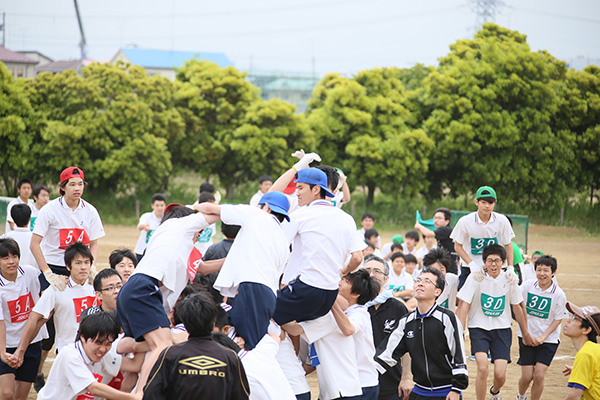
[117,48,233,69]
[0,46,37,64]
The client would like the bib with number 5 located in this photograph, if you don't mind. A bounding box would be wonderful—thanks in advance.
[526,293,552,319]
[59,228,90,250]
[8,293,34,323]
[481,293,505,317]
[73,296,100,322]
[471,237,498,255]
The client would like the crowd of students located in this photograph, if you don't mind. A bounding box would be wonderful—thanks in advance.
[0,157,599,400]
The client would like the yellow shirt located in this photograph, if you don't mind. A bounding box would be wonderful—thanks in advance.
[568,341,600,400]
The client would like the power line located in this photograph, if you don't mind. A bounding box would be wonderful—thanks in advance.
[469,0,505,31]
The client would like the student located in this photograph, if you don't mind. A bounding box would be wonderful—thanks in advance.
[36,311,138,400]
[109,248,138,284]
[363,256,409,400]
[5,178,34,232]
[517,255,567,400]
[363,242,376,258]
[522,250,544,283]
[375,268,468,400]
[30,184,50,232]
[414,207,457,274]
[143,292,250,400]
[456,244,532,400]
[404,254,419,279]
[331,269,381,400]
[249,175,273,207]
[401,231,419,258]
[357,213,381,249]
[423,247,459,312]
[202,223,241,261]
[562,302,600,400]
[81,268,123,317]
[0,238,45,400]
[415,234,436,267]
[386,253,413,301]
[134,193,166,262]
[4,204,37,268]
[381,235,404,261]
[450,186,516,289]
[364,229,382,256]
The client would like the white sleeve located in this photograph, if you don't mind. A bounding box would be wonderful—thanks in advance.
[283,213,301,245]
[349,229,367,253]
[6,201,14,223]
[32,206,52,237]
[457,276,476,304]
[449,218,466,244]
[498,215,516,245]
[87,207,106,241]
[32,288,56,319]
[183,212,209,232]
[299,313,336,343]
[0,295,5,321]
[509,280,524,305]
[347,310,368,334]
[137,212,150,229]
[220,204,252,226]
[553,291,568,321]
[64,351,98,394]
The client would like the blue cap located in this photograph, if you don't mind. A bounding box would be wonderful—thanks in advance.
[258,192,291,222]
[295,168,335,198]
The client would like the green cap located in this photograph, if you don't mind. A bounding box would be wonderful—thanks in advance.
[532,250,544,256]
[475,186,497,200]
[391,234,404,244]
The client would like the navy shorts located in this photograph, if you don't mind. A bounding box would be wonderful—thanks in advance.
[296,392,310,400]
[228,282,276,351]
[469,327,512,362]
[272,278,338,325]
[117,274,170,341]
[0,341,42,382]
[362,385,380,400]
[517,337,558,366]
[458,266,471,290]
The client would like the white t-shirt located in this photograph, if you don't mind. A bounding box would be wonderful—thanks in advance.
[0,265,46,347]
[356,228,382,249]
[132,212,209,313]
[30,204,43,232]
[283,200,366,290]
[346,304,379,388]
[518,279,567,344]
[300,312,362,400]
[37,340,122,400]
[275,333,310,395]
[521,263,536,283]
[457,272,523,330]
[33,277,98,352]
[3,227,37,269]
[249,190,264,208]
[401,243,418,257]
[240,334,296,400]
[134,211,162,255]
[450,211,515,271]
[415,244,437,263]
[214,204,289,297]
[385,269,414,294]
[33,197,105,267]
[436,273,459,312]
[5,197,35,232]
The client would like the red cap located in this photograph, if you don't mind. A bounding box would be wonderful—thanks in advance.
[164,203,184,214]
[60,167,85,184]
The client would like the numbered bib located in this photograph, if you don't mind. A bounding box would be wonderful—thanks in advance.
[59,228,90,250]
[187,247,203,281]
[481,293,505,317]
[526,293,552,319]
[389,285,405,293]
[197,227,213,243]
[76,373,103,400]
[145,229,155,244]
[30,217,37,232]
[7,293,34,323]
[73,296,100,322]
[439,298,449,309]
[470,237,498,255]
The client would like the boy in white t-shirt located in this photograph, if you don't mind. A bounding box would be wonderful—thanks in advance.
[401,230,419,258]
[456,244,533,400]
[134,193,166,262]
[4,204,37,268]
[249,175,273,207]
[386,253,413,300]
[30,184,50,232]
[0,238,46,400]
[415,234,437,267]
[423,247,459,312]
[516,255,567,400]
[5,178,34,232]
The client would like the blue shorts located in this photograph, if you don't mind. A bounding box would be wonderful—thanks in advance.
[228,282,276,351]
[362,385,380,400]
[272,278,338,325]
[469,327,512,362]
[517,337,558,366]
[0,341,42,382]
[117,274,170,341]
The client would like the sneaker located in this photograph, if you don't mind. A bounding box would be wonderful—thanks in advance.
[33,373,45,392]
[516,394,527,400]
[489,386,502,400]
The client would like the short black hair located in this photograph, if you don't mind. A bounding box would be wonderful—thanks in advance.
[390,252,405,262]
[33,184,50,200]
[77,310,121,343]
[109,248,137,269]
[193,272,223,305]
[404,254,418,265]
[390,243,403,252]
[211,332,240,352]
[343,269,380,305]
[422,247,451,270]
[361,212,375,222]
[173,284,203,326]
[151,193,166,203]
[198,192,216,204]
[482,244,507,262]
[17,178,33,190]
[420,267,446,294]
[93,268,122,292]
[405,230,420,242]
[221,223,241,239]
[176,292,217,337]
[364,241,376,250]
[535,255,557,273]
[162,205,196,223]
[215,307,230,331]
[580,319,598,343]
[11,204,31,227]
[0,238,20,258]
[315,165,339,191]
[364,228,379,241]
[435,207,451,222]
[199,183,215,194]
[258,175,273,184]
[64,242,93,269]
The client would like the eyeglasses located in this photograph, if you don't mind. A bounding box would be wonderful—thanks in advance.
[414,277,438,288]
[485,258,504,265]
[101,284,122,292]
[364,268,386,276]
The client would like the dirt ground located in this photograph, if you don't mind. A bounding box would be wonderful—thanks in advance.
[30,223,599,399]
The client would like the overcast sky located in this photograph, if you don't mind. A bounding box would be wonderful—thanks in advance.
[1,0,599,75]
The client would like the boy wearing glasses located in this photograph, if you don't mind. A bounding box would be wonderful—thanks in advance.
[81,269,123,317]
[456,244,532,400]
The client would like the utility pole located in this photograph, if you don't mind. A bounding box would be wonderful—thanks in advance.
[469,0,505,32]
[73,0,86,59]
[1,13,5,47]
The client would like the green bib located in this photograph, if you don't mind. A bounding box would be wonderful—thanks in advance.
[390,285,405,293]
[30,217,37,232]
[440,298,449,308]
[481,293,505,317]
[471,237,498,255]
[197,227,214,243]
[145,229,155,243]
[526,292,552,319]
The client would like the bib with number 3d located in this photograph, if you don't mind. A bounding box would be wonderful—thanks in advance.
[73,296,100,322]
[76,373,103,400]
[481,293,505,317]
[526,293,552,319]
[471,237,498,255]
[59,228,90,250]
[197,227,213,243]
[8,293,34,323]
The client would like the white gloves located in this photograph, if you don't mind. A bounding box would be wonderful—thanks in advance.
[505,266,519,285]
[337,169,347,191]
[44,268,67,291]
[88,265,98,285]
[468,261,485,282]
[292,149,321,171]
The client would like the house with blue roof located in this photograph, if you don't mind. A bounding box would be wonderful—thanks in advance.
[110,47,233,80]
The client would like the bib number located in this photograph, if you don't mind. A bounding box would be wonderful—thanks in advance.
[76,373,103,400]
[145,229,155,244]
[526,293,552,319]
[59,228,90,250]
[196,227,213,243]
[481,293,505,317]
[73,296,100,322]
[30,217,37,232]
[7,293,34,323]
[389,285,405,293]
[471,237,498,255]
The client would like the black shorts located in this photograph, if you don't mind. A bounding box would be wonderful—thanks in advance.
[272,278,338,325]
[469,327,512,362]
[0,341,42,382]
[116,274,170,341]
[517,337,558,367]
[228,282,276,351]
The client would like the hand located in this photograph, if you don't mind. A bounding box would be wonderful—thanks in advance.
[563,364,572,376]
[142,223,150,232]
[400,379,413,399]
[293,151,321,170]
[523,332,536,346]
[446,391,460,400]
[44,269,67,291]
[88,265,98,285]
[291,149,306,159]
[533,336,545,346]
[336,169,347,189]
[6,351,23,368]
[505,267,519,285]
[193,231,202,242]
[472,270,485,282]
[0,351,11,365]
